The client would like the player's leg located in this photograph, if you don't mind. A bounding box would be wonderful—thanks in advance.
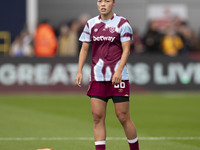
[113,99,139,150]
[87,81,108,150]
[91,97,107,150]
[114,101,137,139]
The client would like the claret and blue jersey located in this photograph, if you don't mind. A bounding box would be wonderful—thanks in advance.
[79,13,133,82]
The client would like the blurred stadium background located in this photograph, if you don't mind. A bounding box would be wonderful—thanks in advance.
[0,0,200,150]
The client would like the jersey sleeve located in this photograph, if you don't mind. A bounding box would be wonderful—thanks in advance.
[79,22,91,43]
[120,22,133,43]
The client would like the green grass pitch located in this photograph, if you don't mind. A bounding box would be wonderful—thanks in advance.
[0,92,200,150]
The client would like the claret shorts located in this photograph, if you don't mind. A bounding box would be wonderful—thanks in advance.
[87,80,130,103]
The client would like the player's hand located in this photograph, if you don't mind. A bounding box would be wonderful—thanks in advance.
[112,71,122,85]
[75,72,82,87]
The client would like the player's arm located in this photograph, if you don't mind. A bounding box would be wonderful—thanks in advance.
[112,40,130,85]
[75,42,90,87]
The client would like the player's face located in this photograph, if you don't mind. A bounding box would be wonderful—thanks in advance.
[97,0,115,17]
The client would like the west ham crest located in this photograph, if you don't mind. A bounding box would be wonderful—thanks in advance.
[109,27,116,33]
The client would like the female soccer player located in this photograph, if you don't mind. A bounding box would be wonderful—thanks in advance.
[75,0,139,150]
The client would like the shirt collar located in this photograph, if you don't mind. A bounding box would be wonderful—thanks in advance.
[98,13,116,21]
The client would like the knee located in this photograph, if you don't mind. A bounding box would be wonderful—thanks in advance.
[116,111,129,125]
[92,111,105,125]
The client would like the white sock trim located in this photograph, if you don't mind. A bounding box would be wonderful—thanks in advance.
[128,137,138,144]
[95,141,106,145]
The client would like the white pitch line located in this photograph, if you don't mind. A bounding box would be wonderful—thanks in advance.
[0,137,200,141]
